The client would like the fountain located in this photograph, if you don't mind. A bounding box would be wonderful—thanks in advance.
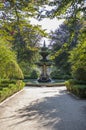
[25,41,65,87]
[36,41,52,82]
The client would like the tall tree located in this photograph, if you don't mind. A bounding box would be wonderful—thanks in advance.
[49,0,86,77]
[0,0,48,77]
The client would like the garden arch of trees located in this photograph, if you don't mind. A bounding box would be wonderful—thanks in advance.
[0,0,86,81]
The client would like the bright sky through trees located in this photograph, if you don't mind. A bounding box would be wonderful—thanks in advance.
[30,18,64,45]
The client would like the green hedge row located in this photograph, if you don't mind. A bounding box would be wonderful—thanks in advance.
[0,80,25,102]
[65,79,86,98]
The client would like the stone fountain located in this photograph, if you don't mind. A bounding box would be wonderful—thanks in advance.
[37,41,52,82]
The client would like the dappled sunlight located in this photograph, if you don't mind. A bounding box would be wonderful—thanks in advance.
[0,87,86,130]
[9,89,67,129]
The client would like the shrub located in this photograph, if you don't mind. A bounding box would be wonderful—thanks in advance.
[1,79,16,84]
[50,71,62,79]
[6,60,24,80]
[65,79,86,98]
[50,70,71,79]
[73,68,86,81]
[69,42,86,82]
[29,70,39,79]
[0,80,25,102]
[0,45,24,80]
[24,75,31,79]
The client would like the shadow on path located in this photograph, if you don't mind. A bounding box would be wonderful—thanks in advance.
[10,89,86,130]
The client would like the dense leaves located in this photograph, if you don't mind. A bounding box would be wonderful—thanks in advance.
[50,23,71,75]
[0,0,48,78]
[45,0,86,18]
[49,0,86,81]
[0,0,86,82]
[69,42,86,81]
[0,42,24,79]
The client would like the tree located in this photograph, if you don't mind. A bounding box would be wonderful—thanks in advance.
[0,0,48,77]
[69,41,86,81]
[45,0,86,18]
[50,23,70,75]
[0,40,23,79]
[49,0,86,77]
[69,14,86,81]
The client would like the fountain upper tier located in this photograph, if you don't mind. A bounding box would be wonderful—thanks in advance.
[36,41,52,66]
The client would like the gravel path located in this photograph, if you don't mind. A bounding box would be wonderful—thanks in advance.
[0,86,86,130]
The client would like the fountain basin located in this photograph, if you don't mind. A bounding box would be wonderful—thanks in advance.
[25,79,65,87]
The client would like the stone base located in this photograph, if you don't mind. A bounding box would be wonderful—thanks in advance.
[38,77,51,83]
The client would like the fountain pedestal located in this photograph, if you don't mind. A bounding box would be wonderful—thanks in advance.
[37,41,52,82]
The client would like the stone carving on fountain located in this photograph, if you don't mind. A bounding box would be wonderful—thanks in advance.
[36,41,52,82]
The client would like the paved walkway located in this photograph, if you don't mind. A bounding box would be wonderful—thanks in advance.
[0,86,86,130]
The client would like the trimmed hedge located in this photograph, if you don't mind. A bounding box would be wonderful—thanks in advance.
[0,80,25,102]
[65,79,86,98]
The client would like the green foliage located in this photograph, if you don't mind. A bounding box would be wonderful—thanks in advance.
[0,80,25,102]
[19,61,40,79]
[29,69,39,79]
[50,18,85,79]
[0,44,24,79]
[49,0,85,79]
[69,42,86,81]
[6,60,24,79]
[50,23,72,75]
[72,68,86,81]
[0,0,85,85]
[0,0,48,79]
[46,0,85,19]
[50,70,71,80]
[65,79,86,98]
[50,70,62,79]
[19,61,33,76]
[0,0,48,22]
[12,21,46,62]
[1,79,16,84]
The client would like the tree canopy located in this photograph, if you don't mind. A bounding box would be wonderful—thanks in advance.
[0,0,86,80]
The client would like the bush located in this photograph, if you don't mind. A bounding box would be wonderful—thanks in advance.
[6,60,24,80]
[0,80,25,102]
[65,79,86,98]
[50,71,61,79]
[50,71,71,79]
[24,75,31,79]
[29,70,39,79]
[0,45,24,80]
[69,42,86,82]
[73,68,86,81]
[1,79,16,84]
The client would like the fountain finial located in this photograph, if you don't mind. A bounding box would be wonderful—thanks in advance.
[43,40,46,47]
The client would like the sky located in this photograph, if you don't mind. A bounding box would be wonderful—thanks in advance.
[30,18,64,46]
